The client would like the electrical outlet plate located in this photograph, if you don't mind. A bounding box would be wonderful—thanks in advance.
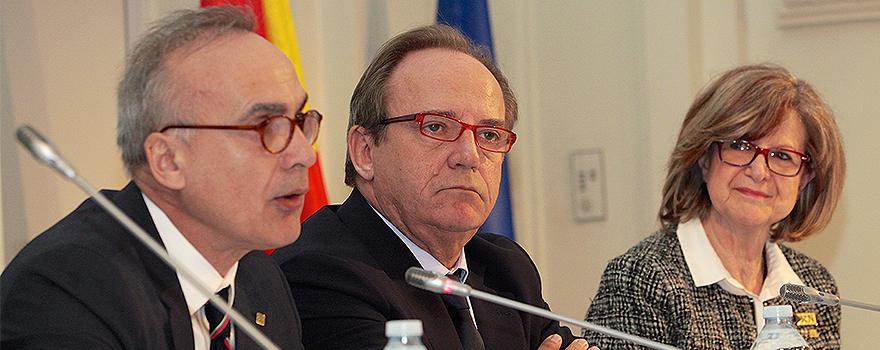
[570,149,606,222]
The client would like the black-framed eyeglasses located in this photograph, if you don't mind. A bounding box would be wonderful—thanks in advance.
[379,113,516,153]
[714,140,810,177]
[160,110,322,154]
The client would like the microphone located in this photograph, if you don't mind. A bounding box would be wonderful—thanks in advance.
[405,267,682,350]
[17,125,77,180]
[780,283,880,312]
[405,265,474,296]
[16,125,282,350]
[779,283,838,305]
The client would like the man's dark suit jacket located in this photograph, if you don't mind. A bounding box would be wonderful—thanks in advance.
[272,188,575,350]
[1,182,303,350]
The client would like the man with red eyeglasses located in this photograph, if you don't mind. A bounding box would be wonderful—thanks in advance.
[2,7,313,349]
[272,25,595,350]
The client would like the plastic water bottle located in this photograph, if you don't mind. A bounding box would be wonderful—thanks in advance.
[750,305,812,350]
[384,319,428,350]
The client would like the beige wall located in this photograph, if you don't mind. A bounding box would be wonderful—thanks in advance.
[2,1,130,260]
[3,0,878,347]
[743,0,880,344]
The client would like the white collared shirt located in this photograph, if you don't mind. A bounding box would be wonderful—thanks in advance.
[678,218,804,330]
[143,194,239,350]
[370,205,478,327]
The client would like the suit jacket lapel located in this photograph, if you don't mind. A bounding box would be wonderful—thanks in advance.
[394,278,464,350]
[114,182,194,350]
[231,284,262,349]
[336,189,463,350]
[466,248,528,350]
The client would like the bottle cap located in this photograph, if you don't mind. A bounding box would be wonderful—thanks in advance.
[763,305,793,318]
[386,319,423,337]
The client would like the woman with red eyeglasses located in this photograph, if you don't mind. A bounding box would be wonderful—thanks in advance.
[584,64,845,350]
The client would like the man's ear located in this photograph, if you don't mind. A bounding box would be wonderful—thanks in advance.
[348,126,374,181]
[144,132,185,190]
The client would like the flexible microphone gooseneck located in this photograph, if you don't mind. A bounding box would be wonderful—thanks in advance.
[16,125,281,350]
[405,267,682,350]
[780,283,880,312]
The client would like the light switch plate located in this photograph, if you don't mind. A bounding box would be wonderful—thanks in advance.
[570,149,606,222]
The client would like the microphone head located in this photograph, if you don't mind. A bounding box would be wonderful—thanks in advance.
[16,124,77,179]
[780,283,840,306]
[405,267,447,294]
[780,283,811,304]
[17,125,54,163]
[404,266,472,296]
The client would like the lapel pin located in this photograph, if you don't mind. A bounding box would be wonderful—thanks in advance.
[794,312,818,327]
[255,312,266,326]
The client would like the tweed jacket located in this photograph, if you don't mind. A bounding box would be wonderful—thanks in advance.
[583,230,840,350]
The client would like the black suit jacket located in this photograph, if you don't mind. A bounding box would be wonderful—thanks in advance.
[1,182,303,350]
[272,189,575,350]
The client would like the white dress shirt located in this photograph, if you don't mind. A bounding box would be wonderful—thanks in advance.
[370,205,478,327]
[677,218,804,330]
[143,194,239,350]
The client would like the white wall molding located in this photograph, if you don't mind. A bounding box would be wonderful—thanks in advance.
[779,0,880,28]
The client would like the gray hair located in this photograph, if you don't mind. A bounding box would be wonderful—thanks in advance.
[117,6,255,175]
[344,24,517,186]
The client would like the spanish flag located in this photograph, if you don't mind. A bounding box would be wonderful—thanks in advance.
[201,0,329,227]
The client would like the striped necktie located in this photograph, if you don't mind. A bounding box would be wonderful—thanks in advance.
[204,286,231,350]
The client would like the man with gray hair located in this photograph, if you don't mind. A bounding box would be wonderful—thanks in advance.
[1,6,315,349]
[273,24,594,350]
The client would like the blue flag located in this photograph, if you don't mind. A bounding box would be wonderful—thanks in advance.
[437,0,515,240]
